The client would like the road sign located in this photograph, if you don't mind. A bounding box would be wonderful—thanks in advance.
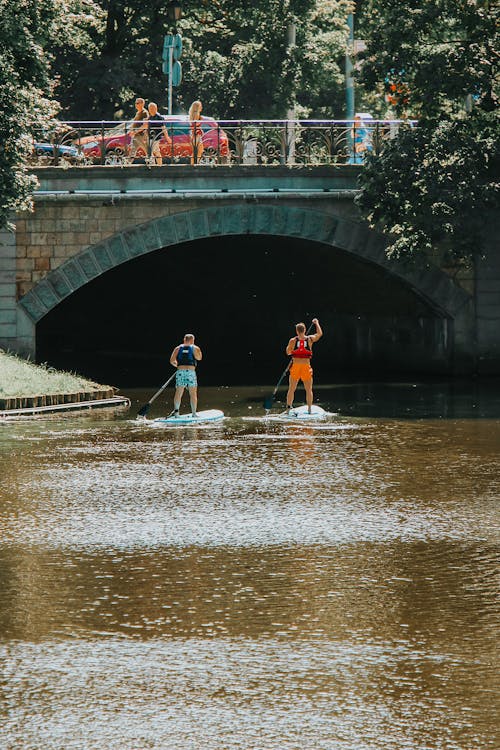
[162,34,173,61]
[172,60,182,87]
[173,33,183,61]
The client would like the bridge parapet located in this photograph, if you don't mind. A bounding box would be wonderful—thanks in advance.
[30,119,413,168]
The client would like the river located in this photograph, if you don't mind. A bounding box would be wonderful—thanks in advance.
[1,382,499,749]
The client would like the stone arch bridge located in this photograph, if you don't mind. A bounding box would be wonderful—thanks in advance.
[1,165,499,379]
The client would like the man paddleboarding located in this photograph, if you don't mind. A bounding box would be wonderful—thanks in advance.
[169,334,203,417]
[285,319,323,414]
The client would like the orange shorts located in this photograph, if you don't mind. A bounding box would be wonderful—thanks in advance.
[290,360,313,382]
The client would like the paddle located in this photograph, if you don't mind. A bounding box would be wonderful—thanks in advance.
[263,321,315,411]
[137,371,176,418]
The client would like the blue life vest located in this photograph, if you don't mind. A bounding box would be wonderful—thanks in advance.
[177,344,196,366]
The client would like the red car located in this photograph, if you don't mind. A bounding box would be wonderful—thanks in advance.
[75,115,229,163]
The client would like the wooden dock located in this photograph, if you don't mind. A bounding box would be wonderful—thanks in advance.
[0,390,130,418]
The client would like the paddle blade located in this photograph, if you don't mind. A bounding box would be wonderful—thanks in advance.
[263,395,275,411]
[137,402,151,418]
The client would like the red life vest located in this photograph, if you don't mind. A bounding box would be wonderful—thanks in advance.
[291,337,312,359]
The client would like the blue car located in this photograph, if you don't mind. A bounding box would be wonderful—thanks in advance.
[31,142,84,165]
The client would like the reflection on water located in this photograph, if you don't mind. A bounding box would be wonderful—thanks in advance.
[0,383,499,749]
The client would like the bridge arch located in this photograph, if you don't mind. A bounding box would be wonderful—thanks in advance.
[20,203,470,324]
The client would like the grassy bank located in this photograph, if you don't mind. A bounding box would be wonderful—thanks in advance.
[0,350,108,399]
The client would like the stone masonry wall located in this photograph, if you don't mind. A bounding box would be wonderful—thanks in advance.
[13,195,358,299]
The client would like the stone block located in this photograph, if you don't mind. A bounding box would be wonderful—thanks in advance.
[141,221,161,251]
[62,259,86,290]
[39,246,55,258]
[107,236,129,265]
[17,258,35,272]
[122,227,146,257]
[15,245,27,258]
[31,232,56,245]
[285,208,306,236]
[49,269,72,299]
[79,251,101,280]
[34,257,51,272]
[26,247,41,258]
[0,257,15,271]
[0,322,16,337]
[33,280,58,310]
[15,219,27,233]
[206,208,224,236]
[31,271,49,284]
[172,213,191,243]
[19,291,46,321]
[254,206,274,235]
[16,281,33,298]
[0,281,15,296]
[222,206,245,236]
[0,309,16,324]
[14,232,29,246]
[187,210,208,240]
[92,243,113,271]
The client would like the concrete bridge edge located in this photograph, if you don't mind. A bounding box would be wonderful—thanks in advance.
[14,204,473,364]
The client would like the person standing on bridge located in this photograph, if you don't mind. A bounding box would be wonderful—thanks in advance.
[129,97,149,161]
[169,334,203,417]
[147,102,171,165]
[285,319,323,414]
[188,100,204,165]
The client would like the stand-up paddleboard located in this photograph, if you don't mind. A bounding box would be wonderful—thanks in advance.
[268,404,329,421]
[153,409,224,425]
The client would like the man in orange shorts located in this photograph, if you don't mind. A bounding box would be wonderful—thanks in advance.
[285,318,323,413]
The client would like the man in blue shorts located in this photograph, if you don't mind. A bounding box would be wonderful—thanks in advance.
[169,333,203,417]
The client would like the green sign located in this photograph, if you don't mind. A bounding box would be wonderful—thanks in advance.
[172,60,182,87]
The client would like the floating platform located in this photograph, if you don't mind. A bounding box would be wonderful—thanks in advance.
[0,395,130,419]
[153,409,224,425]
[267,404,330,421]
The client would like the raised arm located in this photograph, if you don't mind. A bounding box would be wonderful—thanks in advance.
[310,318,323,342]
[194,345,203,361]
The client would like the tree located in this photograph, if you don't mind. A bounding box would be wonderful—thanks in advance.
[53,0,354,120]
[0,0,101,230]
[355,0,499,263]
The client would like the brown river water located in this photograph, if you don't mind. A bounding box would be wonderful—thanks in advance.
[0,382,499,750]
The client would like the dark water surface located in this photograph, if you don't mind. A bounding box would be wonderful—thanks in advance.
[1,383,499,750]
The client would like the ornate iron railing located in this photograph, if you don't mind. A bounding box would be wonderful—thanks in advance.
[28,119,416,168]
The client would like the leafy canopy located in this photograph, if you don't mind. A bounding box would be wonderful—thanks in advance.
[0,0,101,229]
[356,0,499,263]
[53,0,354,119]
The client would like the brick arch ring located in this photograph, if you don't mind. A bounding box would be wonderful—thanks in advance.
[19,204,470,323]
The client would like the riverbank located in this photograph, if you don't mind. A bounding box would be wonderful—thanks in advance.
[0,350,129,415]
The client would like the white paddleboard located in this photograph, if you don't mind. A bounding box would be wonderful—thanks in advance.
[269,404,328,421]
[153,409,224,425]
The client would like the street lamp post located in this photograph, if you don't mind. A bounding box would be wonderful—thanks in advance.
[286,20,296,163]
[164,1,183,115]
[345,12,355,120]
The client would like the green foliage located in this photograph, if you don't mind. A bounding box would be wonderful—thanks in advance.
[0,0,101,229]
[53,0,353,119]
[357,114,499,263]
[356,0,499,263]
[358,0,498,120]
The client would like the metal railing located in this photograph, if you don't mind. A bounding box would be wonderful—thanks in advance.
[28,119,416,168]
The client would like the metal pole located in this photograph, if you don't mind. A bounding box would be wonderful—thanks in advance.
[167,43,174,115]
[286,20,296,163]
[345,13,355,120]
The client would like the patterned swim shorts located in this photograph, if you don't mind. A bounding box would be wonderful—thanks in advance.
[175,369,197,388]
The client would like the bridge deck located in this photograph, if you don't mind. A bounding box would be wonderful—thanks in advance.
[33,165,361,197]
